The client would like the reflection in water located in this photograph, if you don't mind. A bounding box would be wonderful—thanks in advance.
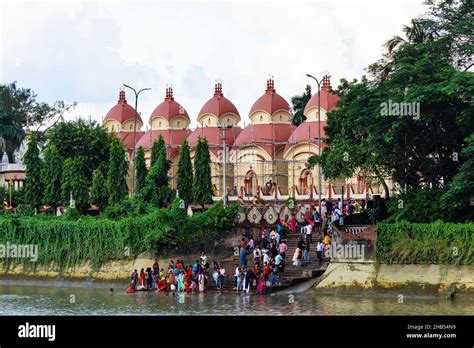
[0,281,472,316]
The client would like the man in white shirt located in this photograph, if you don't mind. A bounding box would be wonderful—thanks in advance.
[253,247,261,266]
[263,251,270,265]
[200,252,207,267]
[305,223,313,244]
[316,240,324,265]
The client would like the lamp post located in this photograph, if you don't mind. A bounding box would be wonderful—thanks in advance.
[306,73,323,215]
[123,84,151,195]
[217,122,233,208]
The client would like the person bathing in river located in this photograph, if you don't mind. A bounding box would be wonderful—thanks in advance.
[257,272,266,294]
[131,269,138,287]
[178,269,185,292]
[198,269,206,292]
[126,281,135,293]
[138,268,146,290]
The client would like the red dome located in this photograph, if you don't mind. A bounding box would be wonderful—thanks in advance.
[136,129,191,159]
[249,79,290,116]
[304,76,339,114]
[149,87,189,123]
[198,83,240,119]
[284,121,328,156]
[234,123,294,156]
[187,127,242,156]
[104,91,143,125]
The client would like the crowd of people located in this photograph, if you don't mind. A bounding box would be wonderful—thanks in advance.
[126,199,366,294]
[127,253,219,294]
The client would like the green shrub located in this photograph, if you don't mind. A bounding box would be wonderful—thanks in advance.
[0,202,241,271]
[15,204,34,217]
[62,207,81,221]
[376,221,474,265]
[386,188,446,223]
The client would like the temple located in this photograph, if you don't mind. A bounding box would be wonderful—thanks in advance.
[103,75,395,203]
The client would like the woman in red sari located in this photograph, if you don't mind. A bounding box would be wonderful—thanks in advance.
[138,268,146,290]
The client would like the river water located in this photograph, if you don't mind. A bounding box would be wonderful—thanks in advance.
[0,279,472,316]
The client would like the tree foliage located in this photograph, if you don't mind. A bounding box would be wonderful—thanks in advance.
[90,166,108,209]
[0,82,73,161]
[291,84,312,126]
[23,133,43,208]
[177,139,193,204]
[41,144,63,207]
[134,146,147,194]
[107,137,129,206]
[308,0,473,202]
[150,135,165,167]
[440,133,474,221]
[142,136,171,207]
[61,157,89,208]
[193,137,212,206]
[47,119,111,185]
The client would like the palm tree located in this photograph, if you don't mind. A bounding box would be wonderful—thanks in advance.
[291,84,312,127]
[384,18,437,56]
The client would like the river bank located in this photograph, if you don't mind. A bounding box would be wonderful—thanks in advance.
[2,257,473,300]
[0,251,206,281]
[314,262,474,297]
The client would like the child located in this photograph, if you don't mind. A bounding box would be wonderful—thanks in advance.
[263,262,270,282]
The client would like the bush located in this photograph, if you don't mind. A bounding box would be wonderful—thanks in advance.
[62,207,81,221]
[386,188,446,223]
[0,202,241,271]
[104,197,151,220]
[376,221,474,265]
[15,204,34,217]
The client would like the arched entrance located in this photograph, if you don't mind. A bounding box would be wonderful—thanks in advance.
[299,169,312,195]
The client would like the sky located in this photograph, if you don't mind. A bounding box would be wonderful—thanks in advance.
[0,0,428,128]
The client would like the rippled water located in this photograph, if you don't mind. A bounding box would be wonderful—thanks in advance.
[0,279,472,316]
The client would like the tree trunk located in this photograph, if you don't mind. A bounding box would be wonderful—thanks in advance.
[373,167,390,200]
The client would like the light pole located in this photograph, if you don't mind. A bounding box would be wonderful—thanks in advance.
[217,122,233,208]
[306,73,323,215]
[123,84,151,195]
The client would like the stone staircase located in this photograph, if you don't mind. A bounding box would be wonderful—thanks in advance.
[206,231,329,290]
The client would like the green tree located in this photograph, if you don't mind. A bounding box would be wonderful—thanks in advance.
[177,139,193,204]
[134,146,147,194]
[142,136,171,207]
[150,135,166,167]
[23,133,43,208]
[90,166,108,209]
[193,137,212,206]
[107,137,129,206]
[291,84,312,126]
[61,157,89,208]
[440,133,474,221]
[41,144,63,207]
[309,3,473,199]
[47,119,111,185]
[0,82,73,161]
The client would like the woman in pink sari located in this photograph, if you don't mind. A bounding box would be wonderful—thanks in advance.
[257,273,266,294]
[289,215,297,234]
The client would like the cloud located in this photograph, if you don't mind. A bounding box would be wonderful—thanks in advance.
[1,0,427,128]
[1,2,161,110]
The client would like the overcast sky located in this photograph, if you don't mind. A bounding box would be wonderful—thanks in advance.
[0,0,427,128]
